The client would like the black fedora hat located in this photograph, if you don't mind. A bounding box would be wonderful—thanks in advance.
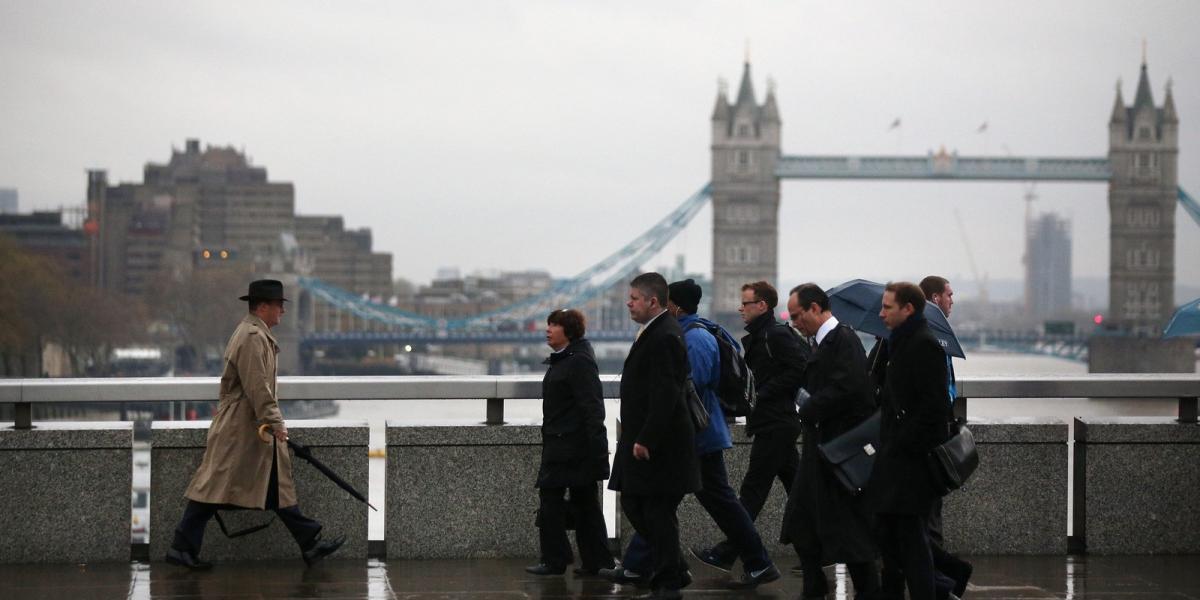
[239,279,289,302]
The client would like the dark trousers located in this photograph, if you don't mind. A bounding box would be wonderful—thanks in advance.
[624,451,771,574]
[799,556,880,600]
[622,493,686,591]
[877,513,936,600]
[882,497,968,600]
[713,427,799,563]
[536,484,613,570]
[172,500,323,556]
[172,445,322,556]
[927,496,973,589]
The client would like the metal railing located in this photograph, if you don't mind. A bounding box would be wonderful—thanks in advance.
[954,374,1199,423]
[2,374,1197,429]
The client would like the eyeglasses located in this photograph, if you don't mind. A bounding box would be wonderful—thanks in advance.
[741,299,763,306]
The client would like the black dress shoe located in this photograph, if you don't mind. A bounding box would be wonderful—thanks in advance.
[949,560,973,597]
[726,563,781,589]
[525,563,566,575]
[573,565,611,576]
[599,566,645,586]
[302,534,346,566]
[165,547,212,570]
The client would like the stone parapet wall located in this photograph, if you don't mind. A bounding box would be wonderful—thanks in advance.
[6,415,1200,563]
[150,420,369,563]
[386,420,542,559]
[0,422,132,563]
[943,419,1069,555]
[1077,417,1200,554]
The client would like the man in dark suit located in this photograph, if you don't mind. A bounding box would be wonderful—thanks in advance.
[608,272,701,600]
[867,282,952,600]
[918,275,973,598]
[781,283,880,599]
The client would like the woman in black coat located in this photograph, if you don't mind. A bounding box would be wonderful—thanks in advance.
[526,309,615,576]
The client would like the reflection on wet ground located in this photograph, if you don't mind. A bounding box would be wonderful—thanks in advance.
[1,555,1198,599]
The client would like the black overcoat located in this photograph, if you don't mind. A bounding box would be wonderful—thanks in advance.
[741,312,809,437]
[865,315,951,516]
[780,322,877,562]
[537,338,610,488]
[608,312,701,497]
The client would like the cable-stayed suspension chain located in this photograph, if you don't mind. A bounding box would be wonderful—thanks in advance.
[296,183,712,331]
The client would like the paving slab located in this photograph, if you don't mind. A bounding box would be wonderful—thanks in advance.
[1,555,1199,599]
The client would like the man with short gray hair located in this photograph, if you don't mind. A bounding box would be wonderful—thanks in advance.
[608,272,700,599]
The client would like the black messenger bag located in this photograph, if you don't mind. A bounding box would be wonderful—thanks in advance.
[817,411,881,496]
[927,421,979,496]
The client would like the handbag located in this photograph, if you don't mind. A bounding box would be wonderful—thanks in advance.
[684,377,710,433]
[817,410,881,496]
[927,421,979,496]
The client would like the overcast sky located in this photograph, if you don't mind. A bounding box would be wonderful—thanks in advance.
[2,1,1197,301]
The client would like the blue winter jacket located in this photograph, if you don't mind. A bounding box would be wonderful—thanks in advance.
[678,313,735,455]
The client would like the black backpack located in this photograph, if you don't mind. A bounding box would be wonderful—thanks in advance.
[686,322,757,417]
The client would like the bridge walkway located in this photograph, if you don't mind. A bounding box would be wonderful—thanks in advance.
[3,555,1198,599]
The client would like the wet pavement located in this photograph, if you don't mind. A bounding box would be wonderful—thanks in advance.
[2,555,1198,599]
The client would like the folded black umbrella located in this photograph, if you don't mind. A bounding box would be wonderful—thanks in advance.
[287,438,378,512]
[259,425,377,512]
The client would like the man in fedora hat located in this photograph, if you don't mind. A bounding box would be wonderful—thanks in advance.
[166,279,345,569]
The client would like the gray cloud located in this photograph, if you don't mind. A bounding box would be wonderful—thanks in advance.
[2,0,1197,299]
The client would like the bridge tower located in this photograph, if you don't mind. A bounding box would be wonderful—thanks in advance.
[710,61,781,327]
[1092,59,1192,372]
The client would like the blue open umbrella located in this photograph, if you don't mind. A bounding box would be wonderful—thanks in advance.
[1163,297,1200,338]
[826,279,965,358]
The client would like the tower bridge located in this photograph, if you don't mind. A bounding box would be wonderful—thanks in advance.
[289,58,1197,373]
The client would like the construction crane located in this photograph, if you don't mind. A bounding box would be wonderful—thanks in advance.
[952,207,989,310]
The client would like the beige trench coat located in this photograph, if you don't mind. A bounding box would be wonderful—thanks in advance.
[184,314,297,508]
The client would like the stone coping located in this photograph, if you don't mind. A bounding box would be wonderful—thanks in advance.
[1077,417,1200,443]
[152,419,369,447]
[728,418,1069,444]
[386,420,540,446]
[0,421,132,449]
[960,418,1069,443]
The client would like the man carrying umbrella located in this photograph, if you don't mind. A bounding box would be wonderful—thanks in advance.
[916,276,973,599]
[166,279,345,570]
[781,283,880,598]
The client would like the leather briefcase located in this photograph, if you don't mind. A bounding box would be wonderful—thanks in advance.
[927,421,979,496]
[817,411,881,496]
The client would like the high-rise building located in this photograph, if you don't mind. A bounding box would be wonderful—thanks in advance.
[1024,212,1072,319]
[0,189,16,214]
[0,210,88,282]
[295,215,393,331]
[87,139,391,300]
